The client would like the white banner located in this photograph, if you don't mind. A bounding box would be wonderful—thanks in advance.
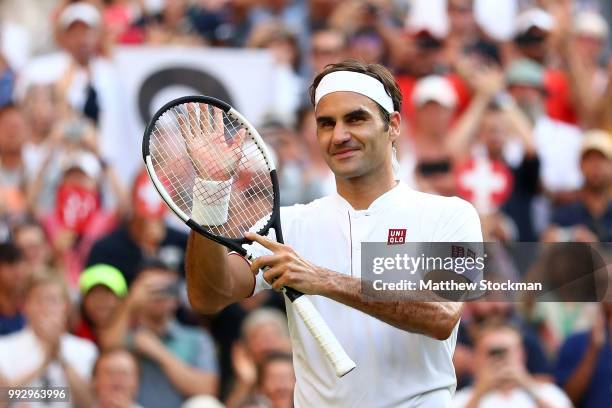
[112,46,277,181]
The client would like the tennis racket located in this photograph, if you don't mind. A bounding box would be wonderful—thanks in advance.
[142,95,356,377]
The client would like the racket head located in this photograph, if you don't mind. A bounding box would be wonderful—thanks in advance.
[142,95,282,255]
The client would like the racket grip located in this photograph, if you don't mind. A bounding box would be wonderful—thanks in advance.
[292,296,356,377]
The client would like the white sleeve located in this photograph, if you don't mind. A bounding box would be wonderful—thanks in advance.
[449,388,472,408]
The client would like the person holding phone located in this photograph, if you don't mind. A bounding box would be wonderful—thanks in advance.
[99,261,219,408]
[452,322,571,408]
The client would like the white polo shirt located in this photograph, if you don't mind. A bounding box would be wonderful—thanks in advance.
[0,327,98,408]
[251,182,483,407]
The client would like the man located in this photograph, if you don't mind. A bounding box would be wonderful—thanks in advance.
[555,302,612,408]
[100,261,219,408]
[544,130,612,242]
[506,59,583,204]
[452,323,571,408]
[92,347,143,408]
[16,1,135,179]
[255,352,295,408]
[513,7,578,125]
[406,75,459,195]
[0,242,26,335]
[185,61,482,406]
[0,272,96,407]
[225,308,292,407]
[0,104,28,219]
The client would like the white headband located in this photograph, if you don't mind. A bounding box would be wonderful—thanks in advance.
[314,71,395,113]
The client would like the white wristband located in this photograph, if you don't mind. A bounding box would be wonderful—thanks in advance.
[191,178,232,226]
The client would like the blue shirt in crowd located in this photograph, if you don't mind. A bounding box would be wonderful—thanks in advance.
[555,330,612,408]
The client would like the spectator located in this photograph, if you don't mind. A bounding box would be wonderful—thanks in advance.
[544,130,612,242]
[225,308,291,408]
[347,27,389,65]
[394,23,471,122]
[505,58,583,207]
[19,84,59,185]
[12,219,56,275]
[513,7,579,126]
[103,0,146,44]
[34,150,122,286]
[309,28,347,76]
[73,264,128,345]
[446,0,480,56]
[101,261,219,408]
[87,169,188,284]
[0,104,29,221]
[452,322,571,408]
[0,242,26,335]
[259,121,318,205]
[92,347,143,408]
[558,9,609,128]
[16,1,136,181]
[401,75,458,195]
[457,302,552,388]
[447,65,539,239]
[137,0,205,46]
[0,272,96,407]
[246,22,303,123]
[555,302,612,408]
[257,352,294,408]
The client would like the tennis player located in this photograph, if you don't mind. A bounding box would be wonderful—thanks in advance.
[186,60,482,407]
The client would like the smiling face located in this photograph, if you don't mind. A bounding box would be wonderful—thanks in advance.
[314,91,400,182]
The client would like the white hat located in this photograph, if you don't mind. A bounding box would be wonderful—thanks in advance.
[574,11,609,39]
[62,151,102,180]
[59,2,101,29]
[412,75,457,109]
[581,129,612,160]
[515,8,555,36]
[181,395,225,408]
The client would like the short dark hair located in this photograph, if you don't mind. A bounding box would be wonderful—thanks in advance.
[0,242,22,265]
[257,351,293,386]
[308,59,402,128]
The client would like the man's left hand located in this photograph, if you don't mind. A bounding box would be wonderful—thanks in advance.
[245,232,333,295]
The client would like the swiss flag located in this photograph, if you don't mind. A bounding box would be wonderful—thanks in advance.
[455,157,513,214]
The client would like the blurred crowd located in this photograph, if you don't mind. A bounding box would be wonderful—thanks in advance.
[0,0,611,407]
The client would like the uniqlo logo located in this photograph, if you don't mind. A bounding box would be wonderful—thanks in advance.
[387,229,406,245]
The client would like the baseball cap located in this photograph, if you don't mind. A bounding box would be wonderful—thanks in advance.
[79,264,128,297]
[515,8,554,37]
[412,75,457,109]
[59,2,101,30]
[574,11,609,39]
[506,59,545,89]
[581,130,612,160]
[62,151,102,180]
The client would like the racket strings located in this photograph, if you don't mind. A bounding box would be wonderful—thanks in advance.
[149,102,274,239]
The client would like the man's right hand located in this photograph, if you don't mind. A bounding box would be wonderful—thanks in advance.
[178,103,246,181]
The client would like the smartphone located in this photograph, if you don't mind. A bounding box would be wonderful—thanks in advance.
[151,282,180,298]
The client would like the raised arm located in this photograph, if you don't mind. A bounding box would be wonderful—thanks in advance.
[185,232,255,314]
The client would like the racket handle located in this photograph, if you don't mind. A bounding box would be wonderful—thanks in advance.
[291,296,356,377]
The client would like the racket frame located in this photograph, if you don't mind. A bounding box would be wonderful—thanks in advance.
[142,95,283,256]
